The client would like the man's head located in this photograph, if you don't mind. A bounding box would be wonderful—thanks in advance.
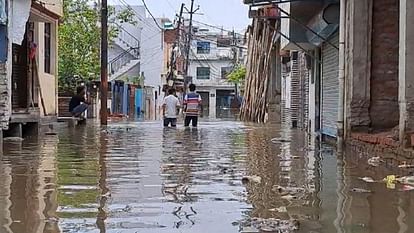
[189,84,196,92]
[77,86,86,96]
[168,88,175,95]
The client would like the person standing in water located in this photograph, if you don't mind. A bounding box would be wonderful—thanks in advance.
[183,84,203,127]
[162,88,181,127]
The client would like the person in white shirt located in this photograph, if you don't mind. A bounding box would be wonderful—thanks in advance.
[162,88,181,127]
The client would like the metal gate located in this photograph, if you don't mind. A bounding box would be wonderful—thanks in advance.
[321,33,339,137]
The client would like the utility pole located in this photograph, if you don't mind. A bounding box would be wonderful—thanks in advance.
[100,0,108,125]
[232,29,238,97]
[170,3,185,79]
[184,0,199,86]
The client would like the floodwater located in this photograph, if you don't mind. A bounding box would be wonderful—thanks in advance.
[1,120,414,233]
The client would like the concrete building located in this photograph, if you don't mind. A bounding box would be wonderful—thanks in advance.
[243,0,414,150]
[107,5,169,120]
[0,0,63,140]
[188,28,244,118]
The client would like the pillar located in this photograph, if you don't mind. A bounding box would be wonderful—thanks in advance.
[209,89,216,118]
[399,0,414,146]
[267,41,282,124]
[345,0,372,133]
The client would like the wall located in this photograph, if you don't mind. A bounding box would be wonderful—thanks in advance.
[370,0,399,130]
[42,0,63,17]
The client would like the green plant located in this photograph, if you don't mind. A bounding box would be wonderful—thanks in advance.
[227,65,246,85]
[58,0,136,93]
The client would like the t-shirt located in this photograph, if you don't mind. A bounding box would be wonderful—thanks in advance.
[184,92,202,116]
[163,94,180,118]
[69,95,86,112]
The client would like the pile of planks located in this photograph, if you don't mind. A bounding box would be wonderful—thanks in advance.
[241,18,278,123]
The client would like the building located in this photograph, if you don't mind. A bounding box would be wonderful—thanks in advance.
[0,0,63,139]
[188,28,244,118]
[243,0,414,151]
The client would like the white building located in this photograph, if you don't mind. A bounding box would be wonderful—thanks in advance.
[109,5,167,119]
[188,29,244,118]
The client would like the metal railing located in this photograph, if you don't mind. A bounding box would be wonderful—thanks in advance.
[114,23,141,59]
[108,47,139,76]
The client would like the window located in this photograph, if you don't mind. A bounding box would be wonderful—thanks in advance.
[221,67,233,79]
[197,41,210,54]
[196,67,210,79]
[217,37,231,47]
[44,23,52,74]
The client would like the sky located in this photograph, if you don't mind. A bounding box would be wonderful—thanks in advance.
[108,0,251,32]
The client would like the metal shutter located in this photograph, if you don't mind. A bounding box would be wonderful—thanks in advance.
[321,33,339,137]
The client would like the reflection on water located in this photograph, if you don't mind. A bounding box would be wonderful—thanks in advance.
[1,121,414,233]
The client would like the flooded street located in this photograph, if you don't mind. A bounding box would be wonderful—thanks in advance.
[1,120,414,233]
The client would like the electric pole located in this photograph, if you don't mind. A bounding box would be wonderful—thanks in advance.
[170,3,185,79]
[184,0,199,86]
[100,0,108,125]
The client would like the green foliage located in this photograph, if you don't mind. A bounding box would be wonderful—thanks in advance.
[58,0,136,93]
[227,65,246,85]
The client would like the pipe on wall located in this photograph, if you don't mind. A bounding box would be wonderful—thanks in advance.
[337,0,346,151]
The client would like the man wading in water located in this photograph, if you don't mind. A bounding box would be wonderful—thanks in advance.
[162,88,181,127]
[183,84,203,127]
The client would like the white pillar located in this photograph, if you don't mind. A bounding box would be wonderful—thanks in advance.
[209,89,216,118]
[399,0,414,146]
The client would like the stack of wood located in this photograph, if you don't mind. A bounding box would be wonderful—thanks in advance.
[241,18,278,123]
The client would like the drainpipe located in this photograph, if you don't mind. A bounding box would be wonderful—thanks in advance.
[337,0,346,152]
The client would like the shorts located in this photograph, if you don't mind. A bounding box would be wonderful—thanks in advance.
[164,118,177,127]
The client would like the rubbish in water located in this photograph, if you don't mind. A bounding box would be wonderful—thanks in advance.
[240,218,299,233]
[367,156,383,167]
[397,176,414,186]
[401,185,414,191]
[272,185,305,195]
[351,188,372,193]
[385,175,397,189]
[398,162,414,169]
[3,137,24,142]
[271,137,291,144]
[281,194,297,201]
[45,132,57,135]
[269,206,288,213]
[359,177,376,183]
[242,175,262,184]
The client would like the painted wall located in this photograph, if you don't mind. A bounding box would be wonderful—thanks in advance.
[41,0,63,17]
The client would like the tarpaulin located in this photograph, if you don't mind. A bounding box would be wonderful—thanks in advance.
[12,0,31,45]
[0,0,6,25]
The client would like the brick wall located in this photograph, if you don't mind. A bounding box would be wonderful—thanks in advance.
[0,63,9,130]
[370,0,399,130]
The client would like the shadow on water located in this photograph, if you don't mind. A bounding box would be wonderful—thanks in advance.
[1,120,414,233]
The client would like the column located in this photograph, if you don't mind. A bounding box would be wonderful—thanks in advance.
[345,0,372,133]
[399,0,414,146]
[267,42,282,124]
[209,89,216,118]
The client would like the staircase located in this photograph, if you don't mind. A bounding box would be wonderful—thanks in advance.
[109,24,140,81]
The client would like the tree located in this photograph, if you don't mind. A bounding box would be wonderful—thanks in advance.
[58,0,136,93]
[227,65,246,85]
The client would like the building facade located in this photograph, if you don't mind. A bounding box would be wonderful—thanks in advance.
[0,0,63,139]
[188,29,243,118]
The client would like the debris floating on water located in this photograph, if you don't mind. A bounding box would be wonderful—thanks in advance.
[398,162,414,169]
[240,218,300,233]
[351,188,372,193]
[367,156,383,167]
[242,175,262,184]
[271,137,292,144]
[359,177,376,183]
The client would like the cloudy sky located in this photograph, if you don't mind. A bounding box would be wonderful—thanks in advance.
[108,0,251,31]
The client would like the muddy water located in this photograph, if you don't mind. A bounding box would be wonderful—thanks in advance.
[1,121,414,233]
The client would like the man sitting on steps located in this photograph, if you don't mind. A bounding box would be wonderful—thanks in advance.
[69,86,90,118]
